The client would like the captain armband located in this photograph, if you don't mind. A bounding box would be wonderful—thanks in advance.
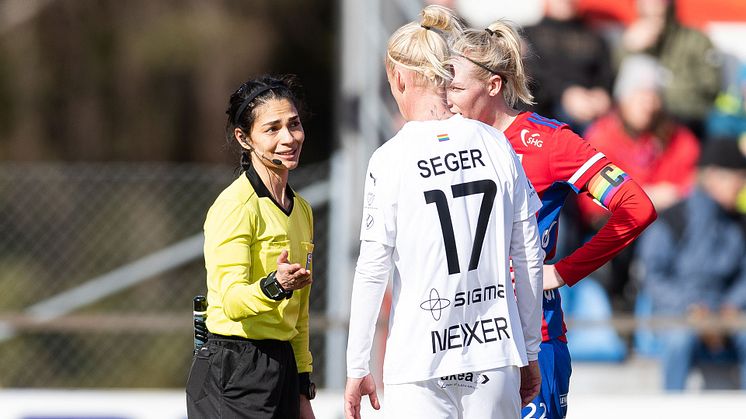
[586,164,631,208]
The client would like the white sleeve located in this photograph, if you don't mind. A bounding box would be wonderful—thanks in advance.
[512,153,542,220]
[510,214,544,361]
[346,240,394,378]
[359,151,397,246]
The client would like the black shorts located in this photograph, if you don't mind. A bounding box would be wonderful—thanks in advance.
[186,334,300,419]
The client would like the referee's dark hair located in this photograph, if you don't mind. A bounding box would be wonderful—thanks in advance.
[225,74,307,171]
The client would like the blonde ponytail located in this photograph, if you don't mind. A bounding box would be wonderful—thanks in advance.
[386,5,464,88]
[451,20,534,107]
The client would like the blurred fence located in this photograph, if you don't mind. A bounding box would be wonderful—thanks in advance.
[0,161,330,388]
[3,161,746,391]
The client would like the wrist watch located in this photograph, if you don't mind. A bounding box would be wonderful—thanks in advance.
[299,372,316,400]
[260,271,292,301]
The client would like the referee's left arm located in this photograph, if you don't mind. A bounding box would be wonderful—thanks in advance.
[291,284,313,373]
[290,200,314,374]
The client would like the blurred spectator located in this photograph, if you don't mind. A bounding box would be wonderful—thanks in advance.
[523,0,614,133]
[636,139,746,391]
[579,54,700,308]
[425,0,456,8]
[706,60,746,140]
[578,0,746,30]
[456,0,543,27]
[620,0,722,138]
[583,54,699,214]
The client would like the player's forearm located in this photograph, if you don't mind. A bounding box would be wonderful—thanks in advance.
[556,179,656,285]
[510,216,544,360]
[346,240,393,378]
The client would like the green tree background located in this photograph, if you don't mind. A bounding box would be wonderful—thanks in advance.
[0,0,335,164]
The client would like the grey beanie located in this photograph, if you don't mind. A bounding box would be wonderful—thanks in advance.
[613,54,670,100]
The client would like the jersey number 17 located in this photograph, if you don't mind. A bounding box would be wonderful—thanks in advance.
[424,179,497,275]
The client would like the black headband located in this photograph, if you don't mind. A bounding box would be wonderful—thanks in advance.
[233,84,280,124]
[455,53,501,77]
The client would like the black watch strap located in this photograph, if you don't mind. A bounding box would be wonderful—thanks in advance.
[298,372,316,400]
[260,271,291,301]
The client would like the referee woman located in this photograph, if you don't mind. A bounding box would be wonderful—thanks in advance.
[186,75,316,419]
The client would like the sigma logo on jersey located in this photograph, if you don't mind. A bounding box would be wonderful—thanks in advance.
[420,285,506,321]
[420,288,451,321]
[437,133,450,142]
[520,129,543,148]
[541,220,557,249]
[455,285,505,310]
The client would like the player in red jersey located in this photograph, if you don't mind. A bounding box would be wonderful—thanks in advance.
[446,20,657,419]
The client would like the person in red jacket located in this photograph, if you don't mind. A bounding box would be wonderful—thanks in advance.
[583,54,700,215]
[446,20,657,419]
[580,54,700,306]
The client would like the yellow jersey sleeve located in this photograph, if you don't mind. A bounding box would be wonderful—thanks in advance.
[204,198,282,323]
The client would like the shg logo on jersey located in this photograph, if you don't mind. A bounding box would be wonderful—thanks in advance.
[520,129,543,148]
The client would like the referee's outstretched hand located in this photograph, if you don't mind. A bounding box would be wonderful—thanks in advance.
[275,249,313,291]
[344,374,380,419]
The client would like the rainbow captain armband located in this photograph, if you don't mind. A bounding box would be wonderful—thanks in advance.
[587,164,631,208]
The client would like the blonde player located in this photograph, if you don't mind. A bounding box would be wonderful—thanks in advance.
[446,21,657,419]
[344,6,544,419]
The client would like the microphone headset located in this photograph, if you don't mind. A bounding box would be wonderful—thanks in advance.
[238,133,285,168]
[255,148,285,168]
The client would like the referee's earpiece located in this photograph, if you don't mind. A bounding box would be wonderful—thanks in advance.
[236,132,251,150]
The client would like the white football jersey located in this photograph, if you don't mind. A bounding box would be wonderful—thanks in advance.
[349,114,543,384]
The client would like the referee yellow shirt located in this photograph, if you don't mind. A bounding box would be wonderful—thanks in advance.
[203,166,314,373]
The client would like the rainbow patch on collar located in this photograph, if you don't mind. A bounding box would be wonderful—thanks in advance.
[437,133,450,142]
[588,164,630,207]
